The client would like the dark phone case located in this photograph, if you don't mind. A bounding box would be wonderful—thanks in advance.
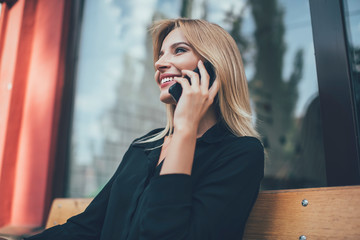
[168,62,216,102]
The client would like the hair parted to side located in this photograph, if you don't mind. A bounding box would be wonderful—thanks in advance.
[137,18,259,144]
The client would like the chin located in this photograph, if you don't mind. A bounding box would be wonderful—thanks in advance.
[160,93,176,105]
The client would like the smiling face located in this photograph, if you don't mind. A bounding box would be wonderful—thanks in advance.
[154,28,201,104]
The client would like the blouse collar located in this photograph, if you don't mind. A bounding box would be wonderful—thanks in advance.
[196,120,232,144]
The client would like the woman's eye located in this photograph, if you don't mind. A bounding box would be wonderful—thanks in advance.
[175,47,187,54]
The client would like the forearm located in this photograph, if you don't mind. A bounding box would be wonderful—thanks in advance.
[160,125,197,175]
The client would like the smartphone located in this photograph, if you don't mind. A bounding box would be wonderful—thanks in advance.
[168,61,216,102]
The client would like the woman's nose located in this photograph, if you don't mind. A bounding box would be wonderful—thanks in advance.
[155,55,171,71]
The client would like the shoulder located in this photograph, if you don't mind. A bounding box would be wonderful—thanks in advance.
[233,136,263,152]
[209,135,264,172]
[197,135,264,184]
[220,135,264,156]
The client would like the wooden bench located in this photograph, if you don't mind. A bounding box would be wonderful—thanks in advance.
[46,198,93,229]
[243,185,360,239]
[46,186,360,239]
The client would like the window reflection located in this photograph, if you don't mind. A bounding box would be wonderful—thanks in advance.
[66,0,326,197]
[244,0,326,189]
[66,0,167,197]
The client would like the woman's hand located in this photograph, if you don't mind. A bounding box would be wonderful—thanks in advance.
[160,60,219,175]
[172,60,219,133]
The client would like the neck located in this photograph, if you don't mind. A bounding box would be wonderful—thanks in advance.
[196,106,218,138]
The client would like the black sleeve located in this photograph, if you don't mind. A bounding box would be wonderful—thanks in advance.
[23,174,115,240]
[140,138,264,240]
[24,145,135,240]
[24,129,163,240]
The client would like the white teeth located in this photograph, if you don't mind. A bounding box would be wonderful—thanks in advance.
[161,77,174,84]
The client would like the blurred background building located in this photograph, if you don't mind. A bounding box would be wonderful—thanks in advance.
[0,0,359,236]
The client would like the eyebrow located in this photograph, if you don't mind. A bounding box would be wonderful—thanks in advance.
[159,42,191,56]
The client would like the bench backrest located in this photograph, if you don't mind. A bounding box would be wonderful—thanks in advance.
[243,185,360,239]
[45,198,92,229]
[46,186,360,239]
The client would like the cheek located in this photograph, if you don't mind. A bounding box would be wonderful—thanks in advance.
[154,70,160,85]
[176,60,199,71]
[174,54,200,70]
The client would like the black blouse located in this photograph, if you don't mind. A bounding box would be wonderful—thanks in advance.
[25,122,264,240]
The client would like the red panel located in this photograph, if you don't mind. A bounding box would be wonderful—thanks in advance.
[0,0,71,228]
[10,0,68,226]
[0,0,27,227]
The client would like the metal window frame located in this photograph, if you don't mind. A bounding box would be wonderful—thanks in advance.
[51,0,85,199]
[309,0,360,186]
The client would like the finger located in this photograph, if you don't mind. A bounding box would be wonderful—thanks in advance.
[197,60,210,91]
[208,78,220,100]
[182,69,200,88]
[173,76,191,91]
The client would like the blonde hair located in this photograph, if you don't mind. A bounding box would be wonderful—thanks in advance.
[139,18,259,144]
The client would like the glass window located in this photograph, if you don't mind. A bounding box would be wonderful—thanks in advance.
[65,0,167,197]
[343,0,360,154]
[242,0,326,190]
[66,0,326,197]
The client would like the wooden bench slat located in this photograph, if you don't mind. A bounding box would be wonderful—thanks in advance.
[243,186,360,239]
[45,198,92,229]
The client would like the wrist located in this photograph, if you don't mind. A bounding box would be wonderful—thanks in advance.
[173,124,198,138]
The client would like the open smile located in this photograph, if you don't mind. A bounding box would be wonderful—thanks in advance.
[161,76,175,84]
[159,74,181,86]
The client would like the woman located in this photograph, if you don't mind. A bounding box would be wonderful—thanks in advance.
[26,18,264,240]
